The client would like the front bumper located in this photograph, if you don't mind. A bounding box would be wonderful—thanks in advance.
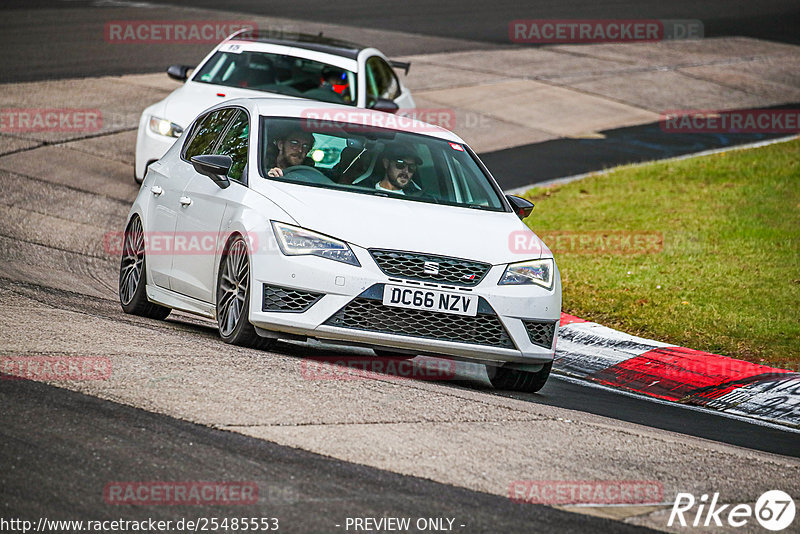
[248,242,561,365]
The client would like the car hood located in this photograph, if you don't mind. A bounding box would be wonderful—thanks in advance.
[163,82,298,128]
[261,181,548,265]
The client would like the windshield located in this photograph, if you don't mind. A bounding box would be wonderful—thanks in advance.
[193,51,357,106]
[258,117,506,211]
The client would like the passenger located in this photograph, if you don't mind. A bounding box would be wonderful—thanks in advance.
[364,142,423,195]
[266,128,315,178]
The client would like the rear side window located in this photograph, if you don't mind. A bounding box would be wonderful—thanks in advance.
[183,109,236,159]
[215,110,249,182]
[365,56,400,102]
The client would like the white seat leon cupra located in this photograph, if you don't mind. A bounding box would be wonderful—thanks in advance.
[120,97,561,392]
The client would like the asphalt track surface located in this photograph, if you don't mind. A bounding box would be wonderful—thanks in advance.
[24,0,800,46]
[509,378,800,458]
[1,378,657,533]
[3,0,800,82]
[0,372,796,532]
[162,0,800,45]
[482,104,800,188]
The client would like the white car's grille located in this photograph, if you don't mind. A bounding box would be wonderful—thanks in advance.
[369,249,491,287]
[262,284,323,312]
[323,287,515,350]
[522,320,557,349]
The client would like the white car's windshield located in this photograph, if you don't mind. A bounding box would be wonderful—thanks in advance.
[194,51,357,106]
[259,117,506,211]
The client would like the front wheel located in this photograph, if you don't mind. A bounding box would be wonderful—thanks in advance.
[216,236,274,350]
[118,216,171,319]
[487,362,552,393]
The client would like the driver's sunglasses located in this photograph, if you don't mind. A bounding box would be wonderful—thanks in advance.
[288,139,313,151]
[394,160,417,172]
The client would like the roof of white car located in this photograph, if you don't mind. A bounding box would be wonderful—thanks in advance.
[226,31,364,60]
[245,98,465,143]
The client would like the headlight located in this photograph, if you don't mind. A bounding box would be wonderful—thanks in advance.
[271,222,360,267]
[149,116,183,138]
[498,258,554,289]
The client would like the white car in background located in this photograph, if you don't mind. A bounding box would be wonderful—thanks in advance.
[120,98,561,392]
[135,30,415,183]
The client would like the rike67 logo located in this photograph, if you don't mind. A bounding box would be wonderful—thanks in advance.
[669,490,795,531]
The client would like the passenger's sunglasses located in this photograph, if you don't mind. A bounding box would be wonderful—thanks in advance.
[287,139,313,151]
[394,160,417,172]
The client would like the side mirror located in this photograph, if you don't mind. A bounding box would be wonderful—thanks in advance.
[369,98,399,114]
[191,155,231,189]
[167,64,191,82]
[506,195,534,219]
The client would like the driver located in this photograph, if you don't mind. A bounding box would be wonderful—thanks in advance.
[266,128,315,178]
[364,142,423,195]
[319,67,351,103]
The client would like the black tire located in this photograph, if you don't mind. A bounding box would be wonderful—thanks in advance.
[373,348,416,359]
[216,235,274,349]
[118,216,171,319]
[488,362,552,393]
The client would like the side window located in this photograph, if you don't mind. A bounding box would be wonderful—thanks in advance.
[215,110,249,182]
[182,109,235,160]
[365,56,400,102]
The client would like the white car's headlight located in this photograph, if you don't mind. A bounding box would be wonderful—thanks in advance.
[149,116,183,138]
[271,222,360,267]
[498,258,554,289]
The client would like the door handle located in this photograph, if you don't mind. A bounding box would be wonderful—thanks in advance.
[179,196,192,207]
[150,185,163,196]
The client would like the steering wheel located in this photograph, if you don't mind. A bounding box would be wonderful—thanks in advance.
[283,165,322,175]
[282,165,333,184]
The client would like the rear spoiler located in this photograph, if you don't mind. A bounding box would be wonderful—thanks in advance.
[389,60,411,75]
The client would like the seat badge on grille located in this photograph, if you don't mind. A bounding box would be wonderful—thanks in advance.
[423,261,440,275]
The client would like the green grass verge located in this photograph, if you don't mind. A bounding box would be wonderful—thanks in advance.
[522,138,800,368]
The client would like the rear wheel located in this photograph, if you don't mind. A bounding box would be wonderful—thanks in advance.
[488,362,552,393]
[118,216,171,319]
[216,236,274,349]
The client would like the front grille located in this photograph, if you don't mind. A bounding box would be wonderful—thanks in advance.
[262,284,322,312]
[522,320,557,349]
[369,249,491,287]
[323,294,515,349]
